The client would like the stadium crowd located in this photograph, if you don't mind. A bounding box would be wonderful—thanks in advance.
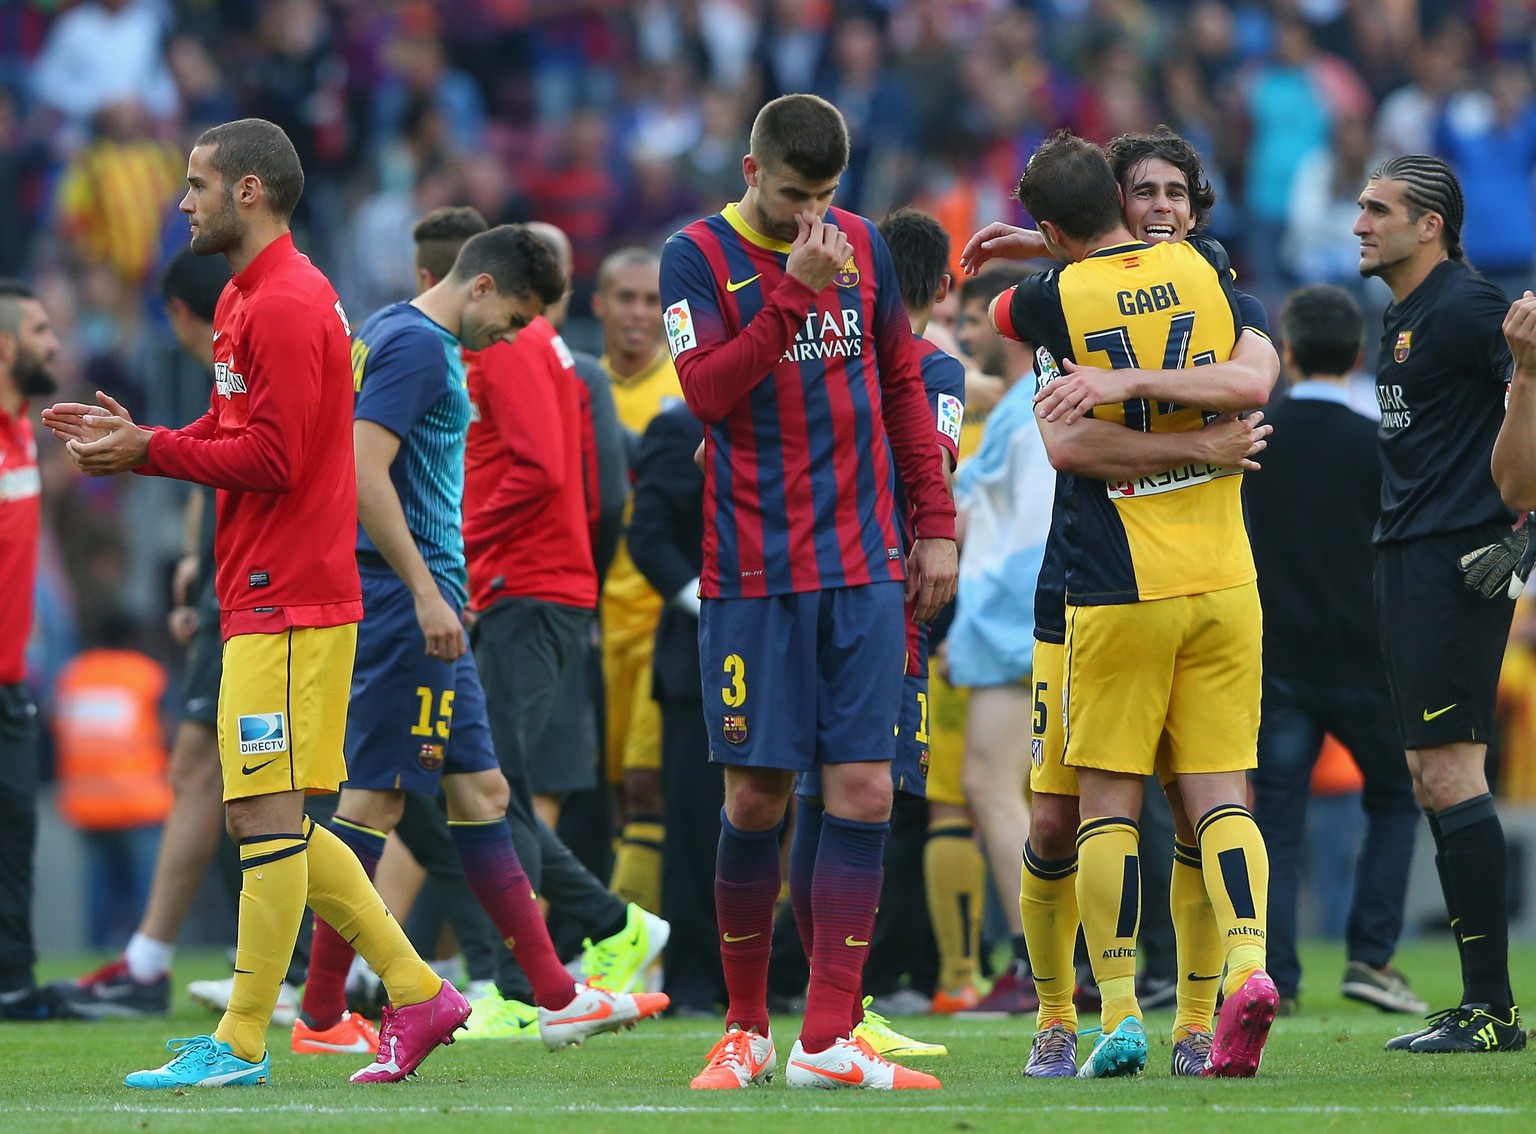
[2,0,1536,1073]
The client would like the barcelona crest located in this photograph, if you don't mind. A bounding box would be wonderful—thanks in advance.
[723,714,748,744]
[419,743,445,772]
[1394,330,1413,363]
[834,254,859,288]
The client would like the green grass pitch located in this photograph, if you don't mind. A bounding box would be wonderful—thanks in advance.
[5,939,1536,1133]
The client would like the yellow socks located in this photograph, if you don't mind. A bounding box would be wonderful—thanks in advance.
[610,818,664,913]
[214,832,308,1062]
[1196,804,1269,998]
[304,817,441,1009]
[1075,817,1140,1030]
[925,818,986,994]
[1170,840,1221,1039]
[1020,840,1079,1030]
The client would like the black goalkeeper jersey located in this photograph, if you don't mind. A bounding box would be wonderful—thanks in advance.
[1373,259,1516,544]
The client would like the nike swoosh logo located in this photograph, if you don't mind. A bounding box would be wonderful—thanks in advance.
[844,937,870,948]
[305,1038,374,1053]
[212,331,222,340]
[556,999,614,1026]
[1423,704,1457,721]
[241,757,280,776]
[1187,973,1221,982]
[1462,934,1487,943]
[725,274,762,293]
[789,1059,864,1084]
[722,932,761,943]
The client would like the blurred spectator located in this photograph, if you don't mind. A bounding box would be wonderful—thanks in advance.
[753,0,833,102]
[0,87,44,277]
[525,109,617,298]
[1435,61,1536,299]
[618,66,704,164]
[816,14,916,217]
[1282,113,1387,287]
[166,36,241,135]
[373,30,488,156]
[1374,23,1471,156]
[675,84,751,214]
[54,101,183,288]
[29,0,178,147]
[1241,15,1340,294]
[242,0,353,260]
[611,148,701,251]
[51,614,170,950]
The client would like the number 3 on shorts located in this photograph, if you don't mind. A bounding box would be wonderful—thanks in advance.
[722,654,747,708]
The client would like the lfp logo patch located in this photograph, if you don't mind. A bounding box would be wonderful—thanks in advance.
[937,393,963,445]
[665,299,696,358]
[238,713,288,756]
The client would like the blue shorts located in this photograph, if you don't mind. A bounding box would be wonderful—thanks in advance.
[702,581,905,774]
[800,653,929,799]
[345,566,499,793]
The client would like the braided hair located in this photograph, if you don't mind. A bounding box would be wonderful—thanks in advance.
[1369,155,1466,261]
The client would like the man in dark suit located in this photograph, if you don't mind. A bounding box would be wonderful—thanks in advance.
[627,402,721,1014]
[1245,284,1425,1017]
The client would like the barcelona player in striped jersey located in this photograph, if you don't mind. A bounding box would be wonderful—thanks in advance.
[793,206,964,1063]
[662,94,957,1091]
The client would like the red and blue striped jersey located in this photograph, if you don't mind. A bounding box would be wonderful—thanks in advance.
[660,203,956,599]
[900,336,964,674]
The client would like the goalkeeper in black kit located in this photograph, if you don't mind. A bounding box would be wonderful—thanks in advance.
[1354,154,1526,1054]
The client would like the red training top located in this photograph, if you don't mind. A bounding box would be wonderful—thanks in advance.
[0,404,39,684]
[463,316,597,612]
[139,234,362,638]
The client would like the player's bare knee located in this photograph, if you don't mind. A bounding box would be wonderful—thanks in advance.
[1029,794,1078,858]
[724,769,793,831]
[822,763,893,825]
[443,769,509,822]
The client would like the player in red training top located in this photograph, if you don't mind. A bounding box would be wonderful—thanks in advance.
[660,93,957,1091]
[0,281,66,1022]
[43,118,465,1089]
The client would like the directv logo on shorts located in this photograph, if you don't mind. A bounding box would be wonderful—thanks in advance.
[237,713,288,756]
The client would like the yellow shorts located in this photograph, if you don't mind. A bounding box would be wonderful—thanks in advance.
[217,625,356,802]
[603,632,662,783]
[1028,639,1077,797]
[1062,583,1260,777]
[924,666,968,806]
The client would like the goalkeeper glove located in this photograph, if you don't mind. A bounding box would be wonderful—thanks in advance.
[1460,514,1536,598]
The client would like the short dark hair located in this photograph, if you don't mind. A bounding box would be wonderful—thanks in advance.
[959,265,1028,311]
[412,206,489,281]
[596,246,659,292]
[1281,284,1363,378]
[160,249,230,323]
[1105,126,1218,231]
[448,224,566,305]
[749,94,850,183]
[0,278,36,336]
[1368,154,1466,261]
[877,207,951,311]
[194,118,305,221]
[1016,130,1122,243]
